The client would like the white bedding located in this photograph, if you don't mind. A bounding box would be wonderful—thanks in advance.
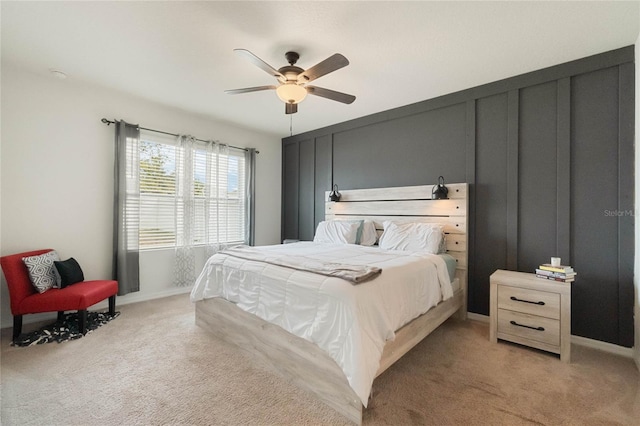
[190,242,454,406]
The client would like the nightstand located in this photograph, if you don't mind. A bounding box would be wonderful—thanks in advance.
[490,269,571,362]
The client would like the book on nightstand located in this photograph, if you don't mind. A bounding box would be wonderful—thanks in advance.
[535,264,576,283]
[535,274,575,283]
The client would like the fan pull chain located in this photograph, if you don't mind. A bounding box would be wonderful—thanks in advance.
[290,114,293,136]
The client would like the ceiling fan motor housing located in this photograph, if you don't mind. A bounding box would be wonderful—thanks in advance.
[278,65,304,81]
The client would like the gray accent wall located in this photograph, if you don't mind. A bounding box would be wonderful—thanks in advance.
[281,46,635,348]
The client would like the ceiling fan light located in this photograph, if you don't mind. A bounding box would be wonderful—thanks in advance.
[276,83,307,104]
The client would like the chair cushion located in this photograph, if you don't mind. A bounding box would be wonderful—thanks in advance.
[18,280,118,314]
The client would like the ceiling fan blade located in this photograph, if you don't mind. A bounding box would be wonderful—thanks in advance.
[234,49,285,82]
[225,85,277,95]
[306,86,356,104]
[285,103,298,114]
[297,54,349,83]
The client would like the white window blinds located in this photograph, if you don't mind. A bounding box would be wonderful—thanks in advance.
[138,131,246,250]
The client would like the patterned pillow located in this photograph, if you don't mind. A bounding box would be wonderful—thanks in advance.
[22,251,61,293]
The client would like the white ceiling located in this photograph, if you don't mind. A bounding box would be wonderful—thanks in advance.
[2,1,638,138]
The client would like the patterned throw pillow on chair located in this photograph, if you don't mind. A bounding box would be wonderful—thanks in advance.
[22,251,61,293]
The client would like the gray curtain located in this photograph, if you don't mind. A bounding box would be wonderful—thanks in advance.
[245,148,257,246]
[112,120,140,295]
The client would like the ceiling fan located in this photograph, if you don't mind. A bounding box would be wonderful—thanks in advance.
[225,49,356,114]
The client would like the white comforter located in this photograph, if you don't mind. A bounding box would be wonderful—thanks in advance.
[190,242,453,406]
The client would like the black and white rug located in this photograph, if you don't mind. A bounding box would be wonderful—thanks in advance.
[11,311,120,347]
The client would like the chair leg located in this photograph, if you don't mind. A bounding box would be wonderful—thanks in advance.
[57,311,65,322]
[78,310,87,335]
[108,295,116,315]
[12,315,22,342]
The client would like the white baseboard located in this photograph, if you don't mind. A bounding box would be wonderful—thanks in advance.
[635,304,640,371]
[114,286,192,307]
[570,335,634,358]
[465,312,634,359]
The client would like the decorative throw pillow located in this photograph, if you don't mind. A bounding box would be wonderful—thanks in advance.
[22,251,61,293]
[54,258,85,288]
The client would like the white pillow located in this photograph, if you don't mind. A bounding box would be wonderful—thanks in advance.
[335,219,364,242]
[378,221,445,254]
[359,220,378,246]
[313,220,360,244]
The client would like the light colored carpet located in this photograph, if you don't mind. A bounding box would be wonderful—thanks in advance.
[1,294,638,425]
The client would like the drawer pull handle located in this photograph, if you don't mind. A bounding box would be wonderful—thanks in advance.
[510,320,544,331]
[510,296,545,306]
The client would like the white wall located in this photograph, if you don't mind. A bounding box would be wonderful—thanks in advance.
[0,64,282,328]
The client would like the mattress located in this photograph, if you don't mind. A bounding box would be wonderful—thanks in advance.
[190,242,454,406]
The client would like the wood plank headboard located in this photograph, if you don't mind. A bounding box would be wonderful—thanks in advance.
[324,183,469,314]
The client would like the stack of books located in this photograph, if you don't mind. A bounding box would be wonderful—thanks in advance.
[535,264,576,283]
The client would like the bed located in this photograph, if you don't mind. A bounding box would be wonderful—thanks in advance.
[192,184,468,424]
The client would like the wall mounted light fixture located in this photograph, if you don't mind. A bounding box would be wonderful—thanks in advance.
[432,176,449,200]
[329,184,341,202]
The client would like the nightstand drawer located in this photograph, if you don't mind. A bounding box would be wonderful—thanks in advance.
[498,309,560,346]
[498,285,560,319]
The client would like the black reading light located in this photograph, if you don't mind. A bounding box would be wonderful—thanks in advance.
[329,184,341,202]
[432,176,449,200]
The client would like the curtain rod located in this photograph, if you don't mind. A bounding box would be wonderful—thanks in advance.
[101,118,258,153]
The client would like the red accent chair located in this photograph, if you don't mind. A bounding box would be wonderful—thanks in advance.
[1,249,118,342]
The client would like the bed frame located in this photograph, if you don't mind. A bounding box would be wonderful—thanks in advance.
[195,183,468,425]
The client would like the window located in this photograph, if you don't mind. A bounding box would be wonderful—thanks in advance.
[138,131,247,250]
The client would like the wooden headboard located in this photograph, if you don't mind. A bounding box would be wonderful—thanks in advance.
[324,183,469,313]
